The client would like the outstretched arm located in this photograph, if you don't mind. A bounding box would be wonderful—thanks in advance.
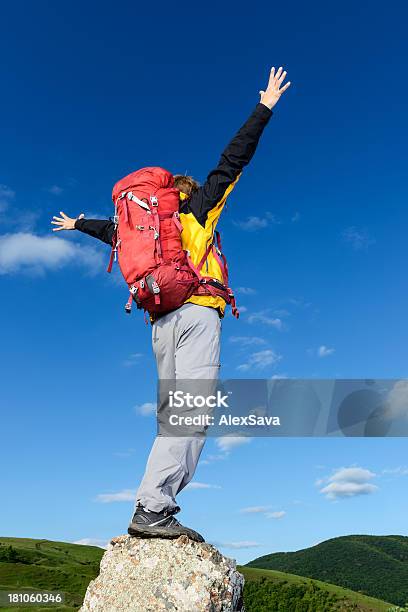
[51,212,115,245]
[186,67,291,225]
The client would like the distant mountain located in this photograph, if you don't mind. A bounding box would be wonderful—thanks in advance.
[247,534,408,607]
[0,536,396,611]
[239,566,394,612]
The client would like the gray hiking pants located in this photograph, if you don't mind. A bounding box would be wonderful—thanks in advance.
[135,303,221,513]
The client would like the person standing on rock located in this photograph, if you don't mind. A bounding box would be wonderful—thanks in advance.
[51,66,291,542]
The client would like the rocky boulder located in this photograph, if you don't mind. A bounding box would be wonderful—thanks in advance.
[80,534,245,611]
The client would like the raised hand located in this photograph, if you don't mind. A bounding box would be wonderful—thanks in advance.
[259,66,291,110]
[51,211,84,232]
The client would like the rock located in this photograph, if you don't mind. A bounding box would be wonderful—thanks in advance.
[80,534,245,612]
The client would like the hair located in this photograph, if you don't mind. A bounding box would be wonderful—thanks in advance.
[173,174,200,197]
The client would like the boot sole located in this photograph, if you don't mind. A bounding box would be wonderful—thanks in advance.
[128,523,204,543]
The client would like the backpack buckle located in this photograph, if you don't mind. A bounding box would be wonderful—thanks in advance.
[151,280,160,305]
[151,281,160,294]
[150,196,158,207]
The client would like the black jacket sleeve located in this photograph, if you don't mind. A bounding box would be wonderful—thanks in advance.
[184,103,273,225]
[74,218,115,245]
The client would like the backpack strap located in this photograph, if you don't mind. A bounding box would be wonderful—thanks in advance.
[173,211,183,233]
[185,242,213,280]
[107,195,122,273]
[127,192,151,211]
[188,231,239,318]
[149,195,162,260]
[107,233,117,273]
[215,231,229,283]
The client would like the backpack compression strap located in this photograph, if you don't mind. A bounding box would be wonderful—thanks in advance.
[185,235,239,318]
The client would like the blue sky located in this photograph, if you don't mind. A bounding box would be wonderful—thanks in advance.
[1,1,408,564]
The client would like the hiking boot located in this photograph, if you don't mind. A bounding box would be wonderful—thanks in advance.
[128,505,204,542]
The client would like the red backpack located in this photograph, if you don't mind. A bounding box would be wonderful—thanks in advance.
[108,166,238,318]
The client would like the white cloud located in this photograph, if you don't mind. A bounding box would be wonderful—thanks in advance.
[47,185,64,196]
[235,287,257,295]
[135,402,156,416]
[234,216,269,231]
[265,511,286,519]
[247,311,283,329]
[184,482,221,490]
[13,210,41,232]
[240,505,286,519]
[274,308,290,318]
[229,336,267,347]
[234,212,281,231]
[235,305,247,314]
[0,184,15,213]
[240,506,271,514]
[199,454,226,466]
[318,345,335,358]
[123,353,143,367]
[237,349,282,372]
[382,466,408,476]
[73,538,108,549]
[95,489,135,503]
[0,232,103,276]
[317,467,378,500]
[215,436,252,452]
[215,541,261,550]
[320,481,378,499]
[288,297,312,309]
[342,226,375,250]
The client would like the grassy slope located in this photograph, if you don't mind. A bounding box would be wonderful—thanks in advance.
[239,566,394,612]
[0,537,396,612]
[246,534,408,607]
[0,537,103,611]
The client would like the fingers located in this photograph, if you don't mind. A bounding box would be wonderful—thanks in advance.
[267,66,290,91]
[267,67,275,88]
[279,81,291,93]
[60,211,68,219]
[52,226,64,231]
[275,66,283,82]
[52,215,64,222]
[51,220,64,226]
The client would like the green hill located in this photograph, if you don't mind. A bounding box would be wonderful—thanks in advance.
[0,536,398,611]
[239,566,395,612]
[0,537,103,610]
[246,534,408,607]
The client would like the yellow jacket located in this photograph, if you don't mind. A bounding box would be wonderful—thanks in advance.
[178,103,273,315]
